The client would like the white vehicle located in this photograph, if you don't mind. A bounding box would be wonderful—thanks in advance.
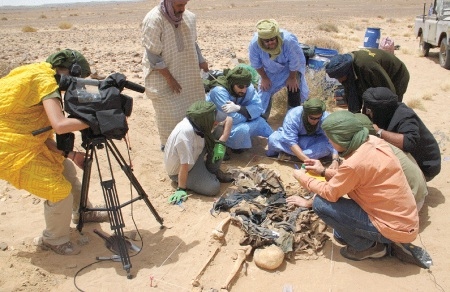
[414,0,450,69]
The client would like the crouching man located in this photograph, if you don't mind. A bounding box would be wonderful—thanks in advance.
[164,101,234,202]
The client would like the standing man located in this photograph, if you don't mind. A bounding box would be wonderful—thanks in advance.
[206,65,273,153]
[249,19,309,118]
[325,48,409,113]
[142,0,209,151]
[164,101,233,199]
[362,87,441,181]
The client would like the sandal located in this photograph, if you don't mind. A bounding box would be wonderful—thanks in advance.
[43,240,81,255]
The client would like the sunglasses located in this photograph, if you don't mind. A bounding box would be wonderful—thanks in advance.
[236,84,249,89]
[262,37,277,43]
[308,115,322,121]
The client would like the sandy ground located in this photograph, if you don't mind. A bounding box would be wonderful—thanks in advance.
[1,0,450,291]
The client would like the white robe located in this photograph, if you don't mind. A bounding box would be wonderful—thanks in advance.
[142,6,204,145]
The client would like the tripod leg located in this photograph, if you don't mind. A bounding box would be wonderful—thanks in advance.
[106,139,164,227]
[102,179,132,278]
[77,144,94,233]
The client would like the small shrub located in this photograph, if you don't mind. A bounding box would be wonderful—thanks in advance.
[22,26,37,32]
[306,37,343,52]
[421,91,434,100]
[58,22,72,30]
[440,81,450,91]
[270,69,338,121]
[406,98,426,111]
[317,23,339,33]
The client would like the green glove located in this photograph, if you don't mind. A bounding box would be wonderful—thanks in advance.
[212,142,226,163]
[168,189,188,204]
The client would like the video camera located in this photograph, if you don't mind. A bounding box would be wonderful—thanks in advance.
[58,73,145,143]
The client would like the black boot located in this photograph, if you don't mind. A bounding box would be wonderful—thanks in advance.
[215,169,234,183]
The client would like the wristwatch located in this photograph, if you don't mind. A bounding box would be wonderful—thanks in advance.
[376,129,383,138]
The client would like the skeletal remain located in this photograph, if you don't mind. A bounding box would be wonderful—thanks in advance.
[211,214,231,240]
[221,245,252,290]
[191,242,222,287]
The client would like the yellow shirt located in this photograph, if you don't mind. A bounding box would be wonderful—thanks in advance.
[0,62,70,202]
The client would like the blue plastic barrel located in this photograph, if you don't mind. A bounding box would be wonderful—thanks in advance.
[363,27,381,48]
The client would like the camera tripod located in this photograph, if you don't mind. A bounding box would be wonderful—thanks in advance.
[77,135,164,279]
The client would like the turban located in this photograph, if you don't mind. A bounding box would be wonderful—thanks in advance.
[256,19,282,59]
[325,54,353,79]
[226,66,252,87]
[362,87,399,129]
[236,63,260,87]
[46,49,91,78]
[303,98,326,116]
[322,111,369,157]
[302,98,326,135]
[354,113,376,135]
[209,65,253,97]
[186,101,218,155]
[256,19,280,39]
[362,87,398,109]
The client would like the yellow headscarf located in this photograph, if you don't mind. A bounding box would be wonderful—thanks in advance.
[256,19,283,60]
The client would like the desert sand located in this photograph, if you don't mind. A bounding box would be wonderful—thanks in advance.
[0,0,449,291]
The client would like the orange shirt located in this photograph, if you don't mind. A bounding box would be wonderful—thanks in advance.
[299,136,419,243]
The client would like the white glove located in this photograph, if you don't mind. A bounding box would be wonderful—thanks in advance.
[221,101,241,113]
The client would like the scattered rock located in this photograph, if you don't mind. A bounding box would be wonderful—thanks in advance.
[0,242,8,251]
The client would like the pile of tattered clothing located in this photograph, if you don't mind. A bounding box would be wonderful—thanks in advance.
[212,164,329,260]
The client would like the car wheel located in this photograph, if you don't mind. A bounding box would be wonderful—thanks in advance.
[439,38,450,69]
[419,34,430,57]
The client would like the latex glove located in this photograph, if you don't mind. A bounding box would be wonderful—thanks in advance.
[168,189,188,204]
[212,142,226,163]
[222,101,241,113]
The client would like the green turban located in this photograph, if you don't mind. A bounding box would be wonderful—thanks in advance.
[354,113,376,135]
[209,65,253,97]
[186,101,217,155]
[46,49,91,78]
[302,98,326,135]
[303,98,326,116]
[236,63,260,87]
[322,111,369,157]
[226,66,252,87]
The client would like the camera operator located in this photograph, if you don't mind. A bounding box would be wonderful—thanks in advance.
[0,49,108,256]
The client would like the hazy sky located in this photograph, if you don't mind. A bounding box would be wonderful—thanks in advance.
[0,0,134,7]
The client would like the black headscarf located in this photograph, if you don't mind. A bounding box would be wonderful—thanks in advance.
[362,87,399,129]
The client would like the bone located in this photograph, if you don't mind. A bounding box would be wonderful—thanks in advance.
[191,243,222,287]
[211,214,232,240]
[221,245,252,290]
